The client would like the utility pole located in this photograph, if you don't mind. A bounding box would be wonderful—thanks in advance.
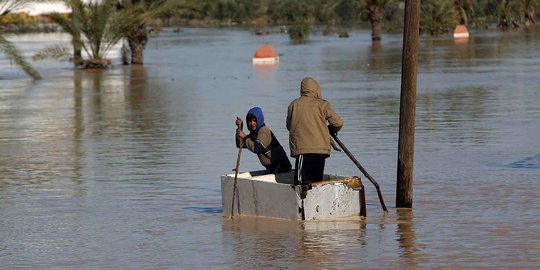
[397,0,420,208]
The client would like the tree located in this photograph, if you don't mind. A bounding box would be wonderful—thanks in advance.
[366,0,390,41]
[0,0,43,79]
[522,0,539,26]
[420,0,458,35]
[455,0,476,24]
[487,0,521,29]
[35,0,143,68]
[322,0,395,41]
[117,0,199,65]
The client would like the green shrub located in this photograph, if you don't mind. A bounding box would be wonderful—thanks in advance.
[288,16,311,41]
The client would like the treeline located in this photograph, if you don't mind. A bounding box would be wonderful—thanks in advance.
[175,0,382,26]
[1,0,538,35]
[178,0,538,33]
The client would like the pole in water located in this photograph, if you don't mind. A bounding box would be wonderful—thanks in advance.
[230,140,243,218]
[397,0,420,208]
[331,133,388,213]
[230,120,244,218]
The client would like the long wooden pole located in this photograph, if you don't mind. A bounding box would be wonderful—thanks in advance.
[397,0,420,208]
[230,120,244,218]
[331,134,388,213]
[230,139,243,219]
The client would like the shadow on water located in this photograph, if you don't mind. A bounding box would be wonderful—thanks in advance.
[184,206,222,214]
[508,152,540,169]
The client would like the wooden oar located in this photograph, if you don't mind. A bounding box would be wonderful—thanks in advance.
[230,139,243,219]
[230,119,244,219]
[331,133,388,213]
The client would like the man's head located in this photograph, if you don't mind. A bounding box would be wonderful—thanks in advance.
[300,77,321,99]
[246,107,265,133]
[246,113,257,131]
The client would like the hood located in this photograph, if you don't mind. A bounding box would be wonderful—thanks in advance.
[246,106,265,134]
[300,77,321,99]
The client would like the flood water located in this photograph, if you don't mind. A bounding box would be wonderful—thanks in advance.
[1,27,539,269]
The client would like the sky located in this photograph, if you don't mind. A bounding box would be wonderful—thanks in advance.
[19,3,71,15]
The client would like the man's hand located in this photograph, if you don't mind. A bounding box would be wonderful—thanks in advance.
[236,129,246,140]
[328,124,339,135]
[236,117,243,130]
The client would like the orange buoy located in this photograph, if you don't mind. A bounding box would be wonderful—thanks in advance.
[253,45,279,64]
[453,25,469,39]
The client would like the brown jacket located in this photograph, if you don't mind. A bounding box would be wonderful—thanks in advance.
[286,77,343,157]
[236,125,290,171]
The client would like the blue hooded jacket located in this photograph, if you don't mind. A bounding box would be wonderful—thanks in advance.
[246,107,265,136]
[236,106,291,173]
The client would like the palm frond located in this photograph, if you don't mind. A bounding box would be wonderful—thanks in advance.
[46,10,88,57]
[32,45,71,61]
[47,0,139,62]
[0,34,42,79]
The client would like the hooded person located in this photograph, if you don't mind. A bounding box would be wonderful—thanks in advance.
[235,107,292,174]
[286,77,343,185]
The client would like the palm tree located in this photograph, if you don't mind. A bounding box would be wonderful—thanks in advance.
[322,0,395,41]
[0,0,43,79]
[522,0,539,26]
[35,0,143,68]
[487,0,520,28]
[366,0,391,41]
[117,0,199,65]
[420,0,459,35]
[455,0,476,25]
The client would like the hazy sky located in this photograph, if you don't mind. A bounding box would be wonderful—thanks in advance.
[20,3,70,15]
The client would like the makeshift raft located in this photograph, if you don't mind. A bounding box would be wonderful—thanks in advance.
[221,171,366,220]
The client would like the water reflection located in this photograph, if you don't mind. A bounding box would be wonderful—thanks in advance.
[453,37,469,46]
[395,209,419,266]
[369,40,384,71]
[72,70,84,187]
[222,218,302,269]
[252,63,278,94]
[222,217,371,268]
[417,86,493,145]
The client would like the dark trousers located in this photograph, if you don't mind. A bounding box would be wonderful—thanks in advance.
[265,159,292,174]
[294,154,327,185]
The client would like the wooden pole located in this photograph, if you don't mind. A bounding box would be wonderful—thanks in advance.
[230,140,243,218]
[397,0,420,208]
[331,134,388,213]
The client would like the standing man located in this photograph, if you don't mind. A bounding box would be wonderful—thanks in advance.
[286,77,343,185]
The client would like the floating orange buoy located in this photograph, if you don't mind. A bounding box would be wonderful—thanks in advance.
[453,25,469,39]
[253,45,279,64]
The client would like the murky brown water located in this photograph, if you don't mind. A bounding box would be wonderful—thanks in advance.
[1,27,539,269]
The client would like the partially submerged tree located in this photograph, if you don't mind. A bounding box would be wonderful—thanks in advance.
[522,0,539,26]
[0,0,44,79]
[288,16,311,42]
[420,0,459,35]
[321,0,395,41]
[455,0,476,25]
[117,0,200,65]
[35,0,143,68]
[366,0,391,41]
[486,0,520,29]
